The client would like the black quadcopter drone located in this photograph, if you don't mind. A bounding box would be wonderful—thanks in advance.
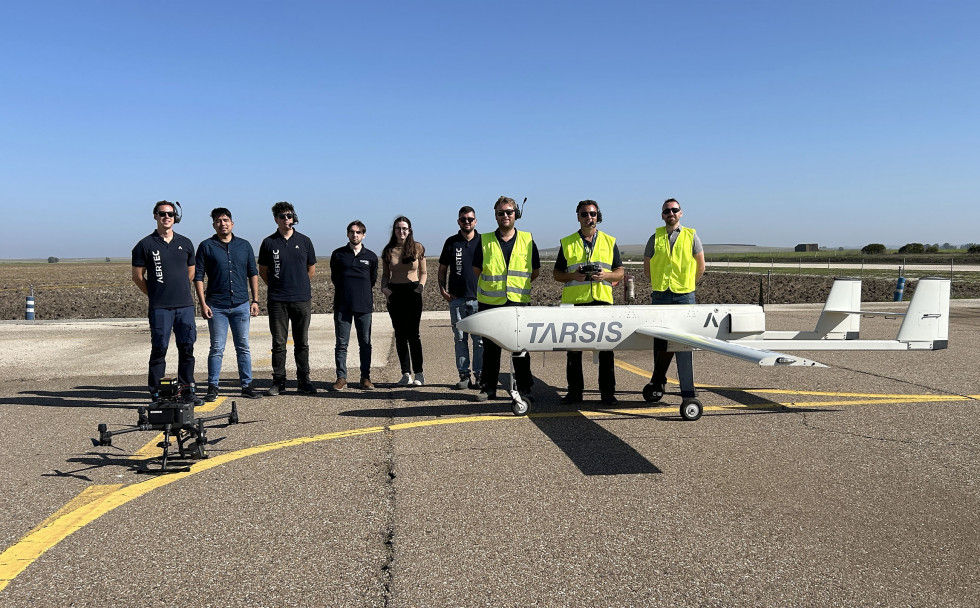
[96,378,240,474]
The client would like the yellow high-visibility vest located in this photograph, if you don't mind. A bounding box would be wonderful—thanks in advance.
[477,231,534,305]
[560,231,616,304]
[648,226,697,293]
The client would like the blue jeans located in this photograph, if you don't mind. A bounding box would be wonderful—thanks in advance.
[334,310,372,380]
[449,297,483,377]
[147,305,197,393]
[207,301,253,388]
[650,290,696,397]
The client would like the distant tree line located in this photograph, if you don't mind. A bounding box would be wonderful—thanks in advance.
[862,243,979,254]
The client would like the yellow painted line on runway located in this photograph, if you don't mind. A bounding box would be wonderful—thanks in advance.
[25,484,125,536]
[2,386,977,593]
[613,359,980,401]
[0,413,526,592]
[131,397,228,461]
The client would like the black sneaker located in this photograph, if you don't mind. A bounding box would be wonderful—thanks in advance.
[241,384,262,399]
[204,384,219,403]
[265,382,285,396]
[181,391,204,406]
[474,389,496,402]
[297,381,318,395]
[561,393,583,405]
[469,374,481,390]
[601,393,618,406]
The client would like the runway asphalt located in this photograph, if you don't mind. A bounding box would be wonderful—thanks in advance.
[1,304,978,607]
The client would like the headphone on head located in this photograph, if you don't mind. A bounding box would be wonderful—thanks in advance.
[577,200,602,224]
[153,200,182,223]
[496,196,527,219]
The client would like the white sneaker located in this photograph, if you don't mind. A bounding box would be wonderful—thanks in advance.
[397,373,413,386]
[413,373,425,386]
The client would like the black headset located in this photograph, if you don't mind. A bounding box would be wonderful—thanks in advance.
[153,200,183,223]
[497,196,527,219]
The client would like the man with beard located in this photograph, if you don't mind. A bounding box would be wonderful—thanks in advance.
[329,220,378,391]
[194,207,263,401]
[437,206,483,390]
[471,196,540,402]
[643,197,705,402]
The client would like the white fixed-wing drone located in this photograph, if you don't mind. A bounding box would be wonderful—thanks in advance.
[457,277,950,419]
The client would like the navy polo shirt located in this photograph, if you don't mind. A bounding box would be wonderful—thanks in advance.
[258,230,316,302]
[132,231,196,309]
[195,234,258,308]
[438,231,481,300]
[330,244,378,314]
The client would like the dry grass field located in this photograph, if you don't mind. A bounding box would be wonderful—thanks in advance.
[2,260,976,321]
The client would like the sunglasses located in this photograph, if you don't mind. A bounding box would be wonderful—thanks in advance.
[579,211,598,217]
[496,209,516,217]
[458,216,476,223]
[662,207,681,215]
[156,211,176,218]
[277,213,294,220]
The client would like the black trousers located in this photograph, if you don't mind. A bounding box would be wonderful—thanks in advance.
[269,299,312,382]
[387,283,424,374]
[565,300,615,396]
[478,301,533,393]
[566,350,615,396]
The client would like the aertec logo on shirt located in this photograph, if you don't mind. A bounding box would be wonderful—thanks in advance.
[151,250,164,283]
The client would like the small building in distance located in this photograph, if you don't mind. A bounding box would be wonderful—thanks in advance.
[795,243,818,252]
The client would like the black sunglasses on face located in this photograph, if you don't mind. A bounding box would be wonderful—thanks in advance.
[496,209,515,217]
[579,211,597,217]
[156,211,176,218]
[662,208,681,215]
[458,217,476,223]
[277,213,294,220]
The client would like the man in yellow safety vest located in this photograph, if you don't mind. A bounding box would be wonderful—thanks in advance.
[643,198,705,400]
[471,196,541,402]
[553,200,624,406]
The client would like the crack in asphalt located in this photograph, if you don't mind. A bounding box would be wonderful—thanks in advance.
[798,412,980,453]
[838,363,979,401]
[380,420,396,607]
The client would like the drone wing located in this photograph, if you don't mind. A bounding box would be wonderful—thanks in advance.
[634,326,827,367]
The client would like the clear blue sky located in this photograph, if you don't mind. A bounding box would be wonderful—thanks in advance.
[2,0,977,259]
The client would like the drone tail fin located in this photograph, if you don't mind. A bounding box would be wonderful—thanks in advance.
[896,277,950,349]
[813,278,863,339]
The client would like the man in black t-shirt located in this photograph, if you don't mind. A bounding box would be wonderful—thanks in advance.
[131,200,201,404]
[329,220,378,391]
[437,205,483,390]
[258,201,318,396]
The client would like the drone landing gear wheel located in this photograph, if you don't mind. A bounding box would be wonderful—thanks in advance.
[642,383,664,403]
[511,397,529,416]
[680,398,703,421]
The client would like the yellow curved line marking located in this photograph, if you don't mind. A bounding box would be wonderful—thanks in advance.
[2,381,977,592]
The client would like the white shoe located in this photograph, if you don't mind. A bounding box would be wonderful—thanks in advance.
[397,373,413,386]
[413,373,425,386]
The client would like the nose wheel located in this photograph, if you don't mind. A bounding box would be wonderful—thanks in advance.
[510,391,529,416]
